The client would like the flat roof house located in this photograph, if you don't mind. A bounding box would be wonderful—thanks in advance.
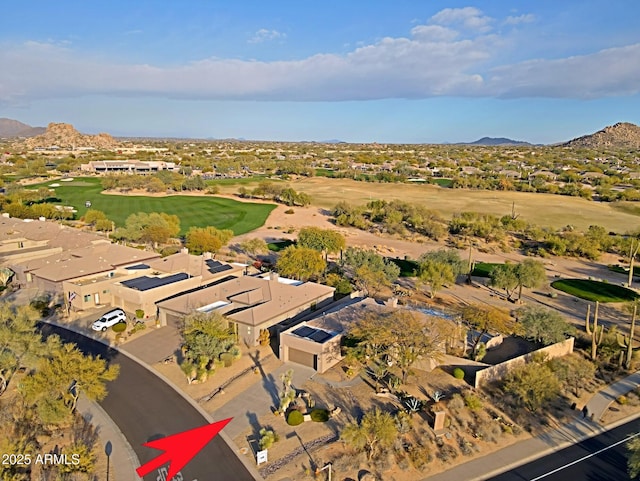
[156,272,335,346]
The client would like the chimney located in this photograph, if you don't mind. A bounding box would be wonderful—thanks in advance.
[38,217,46,222]
[203,251,212,260]
[1,213,10,218]
[269,271,279,282]
[180,247,188,255]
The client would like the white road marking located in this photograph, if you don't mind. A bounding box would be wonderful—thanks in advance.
[530,431,640,480]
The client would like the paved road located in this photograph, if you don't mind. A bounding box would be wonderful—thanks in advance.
[39,323,258,481]
[488,419,640,481]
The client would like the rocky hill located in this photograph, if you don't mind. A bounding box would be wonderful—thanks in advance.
[465,137,531,146]
[0,118,45,138]
[563,122,640,149]
[21,123,120,150]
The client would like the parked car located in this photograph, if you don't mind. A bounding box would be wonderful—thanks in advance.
[91,308,127,331]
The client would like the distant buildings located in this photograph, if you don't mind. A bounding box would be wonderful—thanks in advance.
[80,160,176,174]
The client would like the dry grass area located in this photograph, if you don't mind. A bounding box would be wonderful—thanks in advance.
[217,177,637,232]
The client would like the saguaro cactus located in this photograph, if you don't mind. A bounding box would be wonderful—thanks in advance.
[586,301,605,361]
[617,303,638,369]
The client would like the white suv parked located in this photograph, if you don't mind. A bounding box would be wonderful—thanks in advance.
[91,309,127,331]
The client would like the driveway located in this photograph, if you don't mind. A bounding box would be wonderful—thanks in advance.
[213,363,317,439]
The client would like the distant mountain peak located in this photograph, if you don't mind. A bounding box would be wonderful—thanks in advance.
[464,137,531,146]
[0,118,45,138]
[563,122,640,149]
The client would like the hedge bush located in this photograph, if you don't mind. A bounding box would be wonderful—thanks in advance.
[310,408,329,422]
[112,322,127,333]
[453,368,465,379]
[287,410,304,426]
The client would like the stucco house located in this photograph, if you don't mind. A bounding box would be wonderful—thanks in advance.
[156,272,335,346]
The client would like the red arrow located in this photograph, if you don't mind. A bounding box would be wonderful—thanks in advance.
[136,418,232,480]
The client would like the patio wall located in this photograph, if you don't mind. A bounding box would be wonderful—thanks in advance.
[474,337,575,389]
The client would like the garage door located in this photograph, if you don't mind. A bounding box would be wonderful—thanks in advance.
[288,348,316,369]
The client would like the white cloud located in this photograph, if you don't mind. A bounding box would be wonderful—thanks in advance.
[0,17,638,105]
[504,14,536,25]
[249,29,286,44]
[430,7,493,33]
[487,44,640,98]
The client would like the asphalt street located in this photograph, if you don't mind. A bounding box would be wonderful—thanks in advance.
[488,419,640,481]
[39,323,257,481]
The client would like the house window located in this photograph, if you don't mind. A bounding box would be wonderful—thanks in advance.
[83,295,91,303]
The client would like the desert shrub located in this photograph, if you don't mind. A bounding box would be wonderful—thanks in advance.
[617,395,628,405]
[287,409,304,426]
[112,322,127,333]
[437,444,459,462]
[476,419,502,443]
[448,393,465,410]
[258,428,278,450]
[135,309,145,319]
[284,209,295,214]
[453,367,465,379]
[310,408,329,422]
[127,322,146,336]
[457,434,473,456]
[407,443,432,471]
[220,352,234,367]
[464,393,483,411]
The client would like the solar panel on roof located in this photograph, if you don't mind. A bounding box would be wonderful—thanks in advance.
[309,330,332,343]
[293,326,315,338]
[122,273,189,291]
[205,259,234,274]
[125,264,150,270]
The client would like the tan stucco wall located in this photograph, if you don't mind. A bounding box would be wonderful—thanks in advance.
[474,337,575,388]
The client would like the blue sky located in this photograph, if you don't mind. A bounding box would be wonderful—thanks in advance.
[1,1,639,144]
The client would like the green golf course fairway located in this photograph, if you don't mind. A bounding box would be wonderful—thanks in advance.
[551,278,639,303]
[34,178,276,235]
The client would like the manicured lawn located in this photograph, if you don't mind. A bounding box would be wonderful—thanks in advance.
[431,178,453,188]
[388,257,419,277]
[551,278,639,303]
[32,177,275,235]
[609,264,640,277]
[471,262,502,278]
[267,240,296,252]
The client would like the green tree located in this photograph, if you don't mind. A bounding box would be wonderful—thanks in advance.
[514,259,547,301]
[341,408,398,460]
[115,212,181,248]
[503,359,560,412]
[297,227,346,260]
[489,263,519,300]
[517,305,574,345]
[0,303,44,397]
[186,226,234,254]
[82,209,109,227]
[239,238,269,258]
[462,304,518,357]
[348,310,443,384]
[276,246,326,281]
[418,259,454,299]
[342,247,400,295]
[490,259,546,301]
[19,343,119,425]
[179,311,236,382]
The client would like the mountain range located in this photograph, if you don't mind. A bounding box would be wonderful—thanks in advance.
[0,118,45,138]
[1,118,640,149]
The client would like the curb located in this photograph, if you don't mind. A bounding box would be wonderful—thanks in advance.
[464,410,640,481]
[41,318,264,481]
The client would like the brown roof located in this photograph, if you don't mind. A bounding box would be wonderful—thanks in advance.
[157,274,335,327]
